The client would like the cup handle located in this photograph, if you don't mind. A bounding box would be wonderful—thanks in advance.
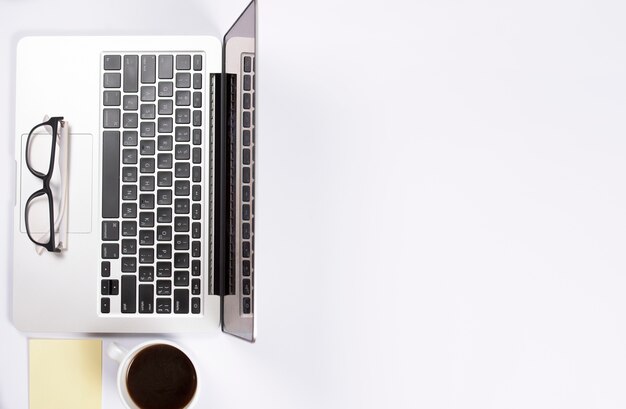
[107,342,128,364]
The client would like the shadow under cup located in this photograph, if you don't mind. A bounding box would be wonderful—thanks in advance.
[125,344,198,409]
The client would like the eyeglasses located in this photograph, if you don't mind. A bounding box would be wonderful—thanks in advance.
[24,116,69,253]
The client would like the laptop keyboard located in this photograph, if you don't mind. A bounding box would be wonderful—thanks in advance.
[240,54,255,315]
[100,53,206,315]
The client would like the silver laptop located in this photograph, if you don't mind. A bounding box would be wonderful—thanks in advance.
[12,1,256,341]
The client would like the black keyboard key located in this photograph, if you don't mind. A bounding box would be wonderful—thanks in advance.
[191,297,200,314]
[175,126,190,142]
[158,55,173,79]
[157,171,172,187]
[102,243,119,259]
[243,297,251,314]
[174,253,189,268]
[243,93,251,109]
[158,117,173,133]
[242,185,250,202]
[157,280,172,295]
[140,121,155,137]
[139,230,154,246]
[242,259,251,276]
[139,284,154,313]
[192,241,200,257]
[242,241,251,258]
[158,135,173,151]
[141,55,156,84]
[176,55,191,70]
[242,204,250,221]
[104,55,121,70]
[174,235,189,250]
[139,266,154,282]
[192,260,200,276]
[243,75,251,91]
[158,81,174,97]
[191,279,200,295]
[192,166,201,182]
[140,140,155,156]
[243,148,251,165]
[192,129,202,145]
[103,73,121,88]
[175,144,190,160]
[175,199,190,214]
[158,99,174,115]
[243,56,252,73]
[192,148,201,164]
[176,73,191,88]
[140,176,155,191]
[193,92,202,108]
[124,55,139,92]
[139,248,154,264]
[104,90,121,106]
[174,270,189,286]
[175,108,190,124]
[140,157,155,173]
[157,207,173,223]
[122,221,137,236]
[122,113,138,129]
[157,226,172,241]
[122,166,137,182]
[156,298,171,314]
[157,190,172,205]
[123,95,139,110]
[174,216,189,232]
[192,222,200,239]
[102,131,120,218]
[175,181,190,196]
[157,262,172,277]
[141,85,156,101]
[157,154,173,169]
[176,91,191,106]
[243,111,251,128]
[192,204,201,220]
[242,129,251,146]
[121,239,137,254]
[102,220,119,241]
[174,289,189,313]
[139,193,155,209]
[156,243,172,259]
[175,162,190,178]
[139,212,155,228]
[243,278,251,295]
[192,185,201,202]
[121,257,136,272]
[193,110,202,126]
[123,131,138,146]
[121,275,137,313]
[193,55,202,70]
[242,222,250,239]
[101,279,117,295]
[101,261,111,277]
[101,297,110,313]
[140,104,156,120]
[193,73,202,89]
[122,148,138,164]
[242,167,250,183]
[122,203,137,218]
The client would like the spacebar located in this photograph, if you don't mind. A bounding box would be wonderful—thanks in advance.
[102,131,120,218]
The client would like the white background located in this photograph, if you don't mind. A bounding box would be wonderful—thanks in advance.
[2,0,626,408]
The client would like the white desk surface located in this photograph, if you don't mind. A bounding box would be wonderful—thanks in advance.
[3,0,626,408]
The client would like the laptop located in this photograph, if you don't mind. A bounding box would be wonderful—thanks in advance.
[12,1,256,342]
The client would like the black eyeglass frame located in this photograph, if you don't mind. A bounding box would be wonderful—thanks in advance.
[24,116,65,252]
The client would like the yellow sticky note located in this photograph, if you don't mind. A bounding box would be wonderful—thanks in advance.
[29,339,102,409]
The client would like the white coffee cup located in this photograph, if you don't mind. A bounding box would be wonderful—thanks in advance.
[107,340,200,409]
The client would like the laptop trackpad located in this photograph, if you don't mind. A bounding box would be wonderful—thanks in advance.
[20,133,93,234]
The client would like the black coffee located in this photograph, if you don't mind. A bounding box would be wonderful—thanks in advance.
[126,344,197,409]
